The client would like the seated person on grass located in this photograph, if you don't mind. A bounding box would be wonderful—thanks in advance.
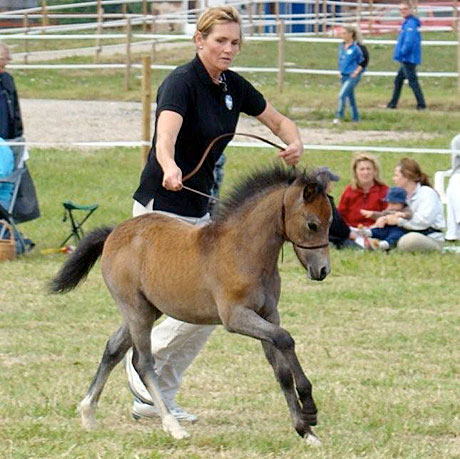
[359,187,412,250]
[0,137,14,210]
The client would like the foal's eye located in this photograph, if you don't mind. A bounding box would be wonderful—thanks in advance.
[308,222,318,232]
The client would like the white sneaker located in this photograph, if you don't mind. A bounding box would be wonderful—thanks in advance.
[132,398,198,423]
[332,118,341,125]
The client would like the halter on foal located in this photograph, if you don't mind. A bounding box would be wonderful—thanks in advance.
[51,165,332,445]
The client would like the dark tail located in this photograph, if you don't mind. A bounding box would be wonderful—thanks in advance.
[50,226,113,294]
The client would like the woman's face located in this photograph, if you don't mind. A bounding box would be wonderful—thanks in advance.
[393,166,410,189]
[196,22,241,74]
[355,160,376,187]
[342,29,353,42]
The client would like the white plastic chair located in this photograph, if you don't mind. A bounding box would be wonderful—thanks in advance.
[434,169,452,206]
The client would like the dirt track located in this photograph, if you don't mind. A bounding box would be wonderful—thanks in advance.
[21,98,432,148]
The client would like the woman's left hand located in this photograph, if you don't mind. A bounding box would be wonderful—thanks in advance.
[278,142,303,166]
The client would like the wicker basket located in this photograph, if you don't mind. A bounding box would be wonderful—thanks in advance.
[0,220,16,262]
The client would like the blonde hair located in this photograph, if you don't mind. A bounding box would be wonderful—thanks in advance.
[397,158,431,187]
[344,25,363,45]
[194,6,243,47]
[350,152,384,188]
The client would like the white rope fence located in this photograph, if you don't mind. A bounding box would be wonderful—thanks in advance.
[4,139,452,155]
[6,62,458,78]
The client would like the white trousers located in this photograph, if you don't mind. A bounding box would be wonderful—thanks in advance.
[128,199,215,404]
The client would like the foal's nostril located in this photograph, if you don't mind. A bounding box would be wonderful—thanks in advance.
[319,266,328,281]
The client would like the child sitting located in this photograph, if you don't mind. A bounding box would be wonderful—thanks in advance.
[359,187,412,250]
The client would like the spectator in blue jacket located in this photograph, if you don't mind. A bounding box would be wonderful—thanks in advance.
[333,26,365,124]
[387,2,426,110]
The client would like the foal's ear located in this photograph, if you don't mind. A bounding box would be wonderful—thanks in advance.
[303,183,320,203]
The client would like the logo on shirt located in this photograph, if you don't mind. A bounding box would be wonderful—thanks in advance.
[225,94,233,110]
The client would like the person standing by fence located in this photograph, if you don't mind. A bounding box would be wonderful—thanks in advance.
[386,2,426,110]
[333,26,365,124]
[0,43,23,141]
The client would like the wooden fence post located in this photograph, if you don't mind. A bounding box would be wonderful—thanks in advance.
[23,14,29,64]
[258,2,263,34]
[142,0,148,32]
[95,5,103,63]
[248,0,253,36]
[314,0,319,36]
[456,0,460,93]
[357,0,362,25]
[125,18,132,91]
[322,0,327,35]
[151,3,157,62]
[142,55,152,166]
[369,0,374,35]
[278,20,285,93]
[331,1,336,31]
[41,0,48,28]
[122,2,127,34]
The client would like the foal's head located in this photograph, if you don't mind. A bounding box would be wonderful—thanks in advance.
[282,170,332,281]
[214,164,332,281]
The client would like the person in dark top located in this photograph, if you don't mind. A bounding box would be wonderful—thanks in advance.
[127,5,304,424]
[317,166,360,249]
[0,43,23,140]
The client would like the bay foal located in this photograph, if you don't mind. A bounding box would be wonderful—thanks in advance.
[51,165,332,444]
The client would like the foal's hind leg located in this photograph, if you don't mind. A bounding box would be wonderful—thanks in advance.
[80,324,132,430]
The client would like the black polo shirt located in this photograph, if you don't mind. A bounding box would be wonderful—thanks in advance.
[133,55,267,217]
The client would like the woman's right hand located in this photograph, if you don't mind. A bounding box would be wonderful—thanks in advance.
[360,209,372,218]
[162,164,183,191]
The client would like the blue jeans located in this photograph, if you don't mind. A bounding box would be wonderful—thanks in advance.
[371,226,407,248]
[211,153,226,199]
[387,62,426,109]
[336,74,362,121]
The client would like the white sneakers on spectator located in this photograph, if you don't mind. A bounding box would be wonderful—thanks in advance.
[132,398,198,423]
[125,347,198,423]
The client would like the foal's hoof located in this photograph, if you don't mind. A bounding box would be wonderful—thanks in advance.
[162,414,190,440]
[304,432,322,447]
[79,404,97,430]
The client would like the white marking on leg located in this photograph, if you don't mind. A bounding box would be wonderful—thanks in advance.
[304,432,322,447]
[162,414,190,439]
[79,396,97,430]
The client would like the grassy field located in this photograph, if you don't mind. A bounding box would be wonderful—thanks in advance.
[1,27,459,459]
[0,147,459,458]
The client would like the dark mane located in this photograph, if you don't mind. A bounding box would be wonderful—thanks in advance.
[213,164,319,222]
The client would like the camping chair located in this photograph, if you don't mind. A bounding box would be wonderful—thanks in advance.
[0,137,28,252]
[61,200,99,247]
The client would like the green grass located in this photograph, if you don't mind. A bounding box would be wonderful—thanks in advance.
[0,147,459,458]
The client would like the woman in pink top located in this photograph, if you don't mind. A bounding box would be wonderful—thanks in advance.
[338,152,389,227]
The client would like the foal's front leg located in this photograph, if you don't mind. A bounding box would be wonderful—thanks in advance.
[222,306,321,445]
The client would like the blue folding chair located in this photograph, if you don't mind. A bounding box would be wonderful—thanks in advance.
[0,137,28,252]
